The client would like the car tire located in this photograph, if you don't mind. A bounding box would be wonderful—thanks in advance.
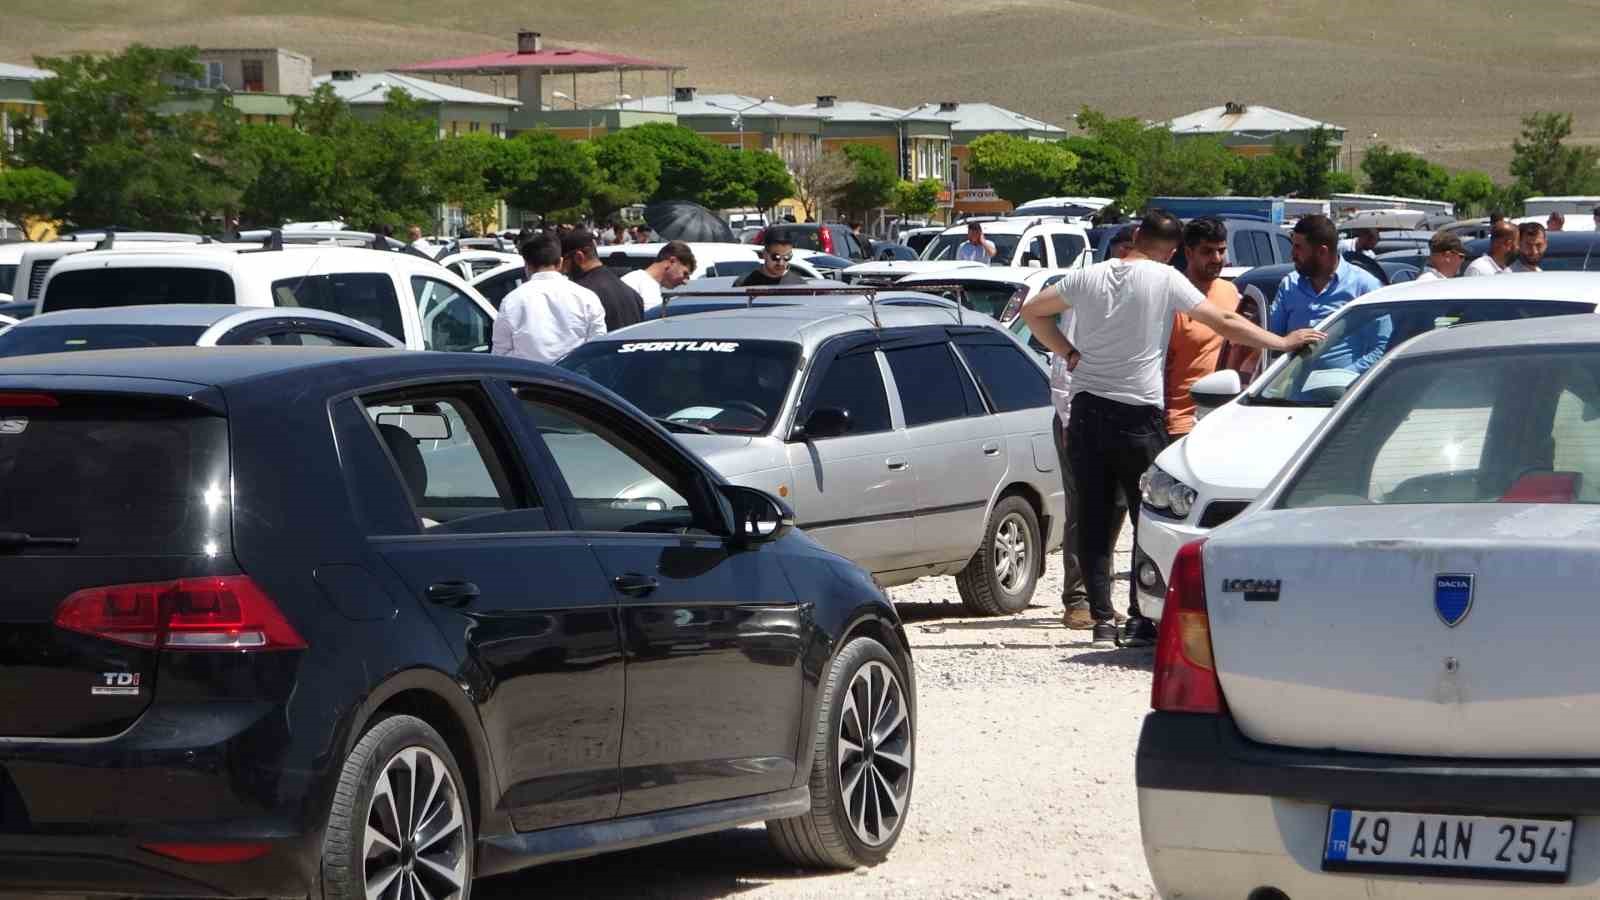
[956,494,1040,616]
[321,715,474,900]
[767,635,914,869]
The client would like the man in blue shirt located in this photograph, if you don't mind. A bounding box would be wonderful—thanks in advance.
[1272,214,1386,371]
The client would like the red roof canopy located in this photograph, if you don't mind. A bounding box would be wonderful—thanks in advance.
[395,47,683,75]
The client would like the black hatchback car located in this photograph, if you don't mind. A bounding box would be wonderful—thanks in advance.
[0,348,915,897]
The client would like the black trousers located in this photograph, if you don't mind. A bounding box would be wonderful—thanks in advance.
[1065,392,1169,623]
[1053,413,1127,608]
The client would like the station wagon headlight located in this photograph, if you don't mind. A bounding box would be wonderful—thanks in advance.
[1140,465,1197,519]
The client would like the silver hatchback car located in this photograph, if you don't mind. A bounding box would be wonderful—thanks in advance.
[558,291,1065,614]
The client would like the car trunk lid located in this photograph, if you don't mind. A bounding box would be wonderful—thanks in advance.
[1209,504,1600,759]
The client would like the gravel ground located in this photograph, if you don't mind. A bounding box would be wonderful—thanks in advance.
[480,525,1157,900]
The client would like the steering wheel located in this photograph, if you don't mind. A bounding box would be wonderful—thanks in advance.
[720,400,768,419]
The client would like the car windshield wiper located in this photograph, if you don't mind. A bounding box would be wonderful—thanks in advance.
[654,417,716,435]
[0,531,80,549]
[1244,395,1333,408]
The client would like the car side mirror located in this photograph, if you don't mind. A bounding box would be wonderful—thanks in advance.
[795,407,851,441]
[1191,369,1243,415]
[720,484,795,544]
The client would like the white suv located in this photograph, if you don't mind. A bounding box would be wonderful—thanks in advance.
[842,218,1091,286]
[38,245,496,353]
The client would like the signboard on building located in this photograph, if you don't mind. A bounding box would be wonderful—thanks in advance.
[957,188,998,202]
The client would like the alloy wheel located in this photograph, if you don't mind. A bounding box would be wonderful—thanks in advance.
[992,512,1030,594]
[363,746,468,900]
[836,660,912,846]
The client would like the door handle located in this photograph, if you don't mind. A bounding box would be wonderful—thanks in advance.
[886,457,911,471]
[426,581,479,608]
[612,573,660,597]
[982,443,1001,457]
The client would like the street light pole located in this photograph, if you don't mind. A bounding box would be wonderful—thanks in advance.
[707,96,774,152]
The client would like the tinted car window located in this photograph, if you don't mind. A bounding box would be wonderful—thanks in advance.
[242,329,370,347]
[1250,232,1275,268]
[0,264,15,295]
[885,342,979,426]
[1232,233,1260,268]
[955,338,1051,413]
[769,226,825,252]
[412,276,491,352]
[476,269,524,308]
[922,233,1022,265]
[806,349,891,435]
[44,267,236,311]
[1274,233,1293,262]
[0,324,207,356]
[0,398,229,555]
[561,339,800,435]
[1050,234,1087,268]
[273,273,403,341]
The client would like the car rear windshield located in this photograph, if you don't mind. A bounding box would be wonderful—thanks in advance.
[559,339,801,435]
[1251,300,1592,407]
[0,396,229,554]
[921,234,1021,265]
[42,267,236,311]
[1281,344,1600,508]
[0,264,16,296]
[913,282,1024,320]
[767,227,826,252]
[0,324,209,357]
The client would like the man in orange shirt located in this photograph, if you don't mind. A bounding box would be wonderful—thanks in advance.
[1165,217,1239,436]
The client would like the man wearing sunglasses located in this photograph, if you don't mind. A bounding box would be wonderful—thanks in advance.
[735,236,807,286]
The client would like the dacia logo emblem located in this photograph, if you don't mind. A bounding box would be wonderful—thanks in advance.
[1434,573,1474,627]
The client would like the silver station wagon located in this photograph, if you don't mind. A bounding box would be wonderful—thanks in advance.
[557,290,1065,614]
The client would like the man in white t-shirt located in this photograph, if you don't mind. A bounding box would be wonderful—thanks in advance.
[956,221,996,263]
[1464,220,1516,276]
[619,241,696,314]
[1021,210,1323,647]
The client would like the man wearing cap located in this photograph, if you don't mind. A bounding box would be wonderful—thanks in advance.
[1415,231,1466,282]
[1465,220,1517,276]
[562,229,644,331]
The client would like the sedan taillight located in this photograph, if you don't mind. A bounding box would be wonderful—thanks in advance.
[1150,540,1222,713]
[56,576,307,651]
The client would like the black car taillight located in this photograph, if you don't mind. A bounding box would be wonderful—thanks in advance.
[55,576,307,651]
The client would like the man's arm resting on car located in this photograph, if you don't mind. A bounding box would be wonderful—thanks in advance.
[1020,284,1078,367]
[1189,302,1323,354]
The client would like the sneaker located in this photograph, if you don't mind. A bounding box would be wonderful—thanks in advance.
[1118,616,1159,648]
[1062,607,1096,630]
[1090,621,1118,647]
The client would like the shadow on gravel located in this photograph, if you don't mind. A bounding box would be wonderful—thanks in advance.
[908,614,1063,632]
[475,825,832,899]
[1062,648,1156,673]
[894,602,1052,624]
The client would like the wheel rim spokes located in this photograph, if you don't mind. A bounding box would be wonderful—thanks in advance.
[364,746,468,900]
[837,660,912,847]
[993,514,1029,593]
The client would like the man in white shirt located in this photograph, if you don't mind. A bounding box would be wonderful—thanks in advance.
[1464,220,1517,276]
[599,222,630,246]
[1510,222,1548,272]
[1414,231,1466,281]
[405,225,437,260]
[1336,228,1379,258]
[956,221,996,263]
[491,233,607,364]
[620,241,696,314]
[1021,210,1323,647]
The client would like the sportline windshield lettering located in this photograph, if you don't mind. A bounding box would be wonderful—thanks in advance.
[617,341,739,353]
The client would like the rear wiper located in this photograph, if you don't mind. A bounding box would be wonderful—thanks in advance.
[0,531,79,549]
[654,417,716,435]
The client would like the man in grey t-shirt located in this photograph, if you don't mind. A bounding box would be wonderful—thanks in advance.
[1021,210,1322,647]
[956,221,996,263]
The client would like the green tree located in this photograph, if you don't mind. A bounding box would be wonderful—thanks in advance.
[1056,136,1138,208]
[628,122,739,207]
[1229,151,1302,197]
[1445,171,1498,218]
[588,129,661,224]
[504,130,599,221]
[235,123,334,225]
[1294,127,1342,197]
[965,132,1080,206]
[0,167,74,236]
[1075,107,1234,207]
[891,178,942,222]
[737,151,797,218]
[1360,144,1450,199]
[792,151,852,221]
[836,144,898,218]
[433,133,510,235]
[1510,112,1600,196]
[1324,171,1358,194]
[13,44,247,230]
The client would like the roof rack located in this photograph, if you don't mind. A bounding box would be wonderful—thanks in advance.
[661,283,970,328]
[242,228,284,253]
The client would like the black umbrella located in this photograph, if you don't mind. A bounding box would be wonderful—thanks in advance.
[643,201,735,243]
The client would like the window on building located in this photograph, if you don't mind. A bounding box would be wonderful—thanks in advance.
[469,121,481,133]
[241,59,265,92]
[491,123,504,138]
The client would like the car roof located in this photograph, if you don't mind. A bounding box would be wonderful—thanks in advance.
[898,266,1066,285]
[937,218,1085,237]
[11,304,380,329]
[1392,309,1600,359]
[43,246,448,281]
[1343,270,1600,308]
[590,295,993,351]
